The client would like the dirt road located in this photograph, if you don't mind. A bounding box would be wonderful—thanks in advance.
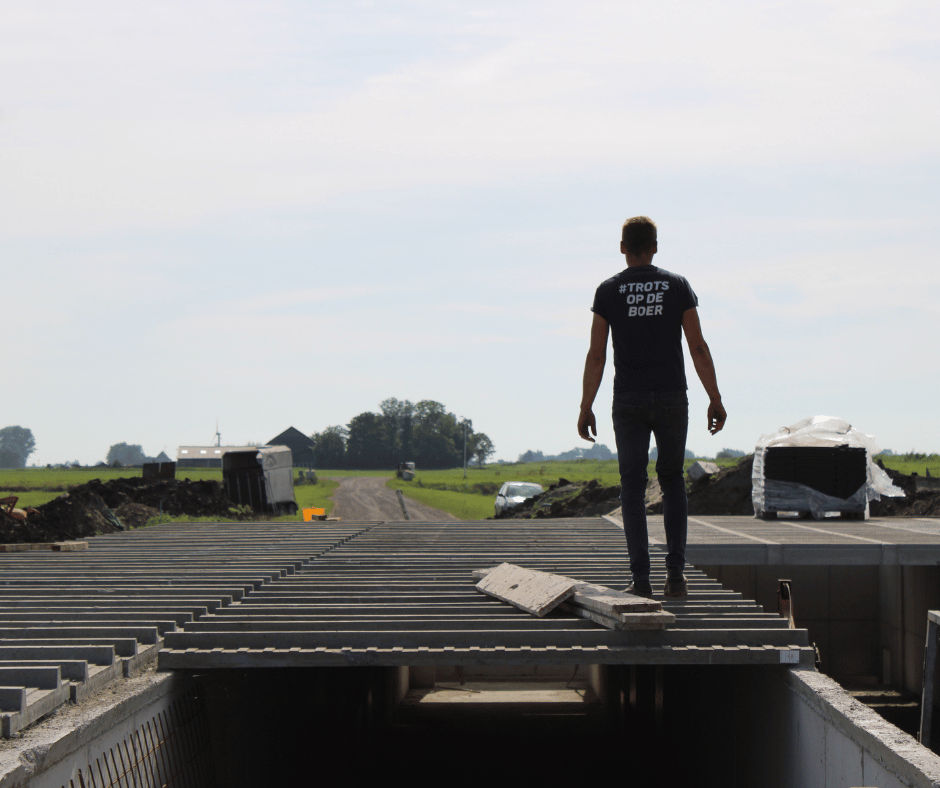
[328,476,460,522]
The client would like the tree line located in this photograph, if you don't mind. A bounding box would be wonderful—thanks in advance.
[312,398,495,470]
[517,444,616,463]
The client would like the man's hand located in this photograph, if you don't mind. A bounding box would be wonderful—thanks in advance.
[579,314,608,443]
[578,408,597,443]
[683,309,725,435]
[708,400,726,435]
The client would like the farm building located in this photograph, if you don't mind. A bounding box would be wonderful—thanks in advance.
[267,427,315,467]
[176,445,260,468]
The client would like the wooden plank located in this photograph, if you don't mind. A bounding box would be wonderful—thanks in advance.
[0,541,87,553]
[474,563,575,617]
[473,564,672,630]
[473,566,663,613]
[556,601,674,630]
[51,542,88,552]
[568,581,661,614]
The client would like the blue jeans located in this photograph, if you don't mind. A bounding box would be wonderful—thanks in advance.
[612,390,689,580]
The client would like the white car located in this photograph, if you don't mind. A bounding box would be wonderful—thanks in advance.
[494,481,544,517]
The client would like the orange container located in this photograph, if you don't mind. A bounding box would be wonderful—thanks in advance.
[303,508,326,522]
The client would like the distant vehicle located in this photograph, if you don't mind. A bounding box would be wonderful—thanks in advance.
[494,481,544,517]
[397,462,416,481]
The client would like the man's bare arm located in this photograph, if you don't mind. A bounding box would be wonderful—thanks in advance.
[682,308,726,435]
[578,314,609,442]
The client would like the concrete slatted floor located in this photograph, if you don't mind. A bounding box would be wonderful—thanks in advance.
[159,517,813,668]
[0,517,814,737]
[0,521,370,736]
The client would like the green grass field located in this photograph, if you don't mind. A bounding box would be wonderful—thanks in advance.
[312,469,396,478]
[391,458,740,496]
[288,478,340,519]
[874,454,940,477]
[384,478,496,519]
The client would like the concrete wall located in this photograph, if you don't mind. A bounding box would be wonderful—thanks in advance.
[736,667,940,787]
[591,663,940,786]
[0,672,211,788]
[880,566,940,696]
[699,563,940,693]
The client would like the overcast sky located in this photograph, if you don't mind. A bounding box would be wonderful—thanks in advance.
[3,0,939,466]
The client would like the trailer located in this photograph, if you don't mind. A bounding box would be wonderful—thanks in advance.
[222,446,298,515]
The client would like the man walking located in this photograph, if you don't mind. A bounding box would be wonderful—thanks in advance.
[577,216,726,598]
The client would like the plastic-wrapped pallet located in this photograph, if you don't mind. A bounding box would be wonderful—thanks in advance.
[752,416,904,520]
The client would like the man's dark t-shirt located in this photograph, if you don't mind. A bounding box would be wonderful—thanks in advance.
[591,265,698,392]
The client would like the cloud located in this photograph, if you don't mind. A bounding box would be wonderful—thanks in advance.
[5,1,940,463]
[2,1,938,237]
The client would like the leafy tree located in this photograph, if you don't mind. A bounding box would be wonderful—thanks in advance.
[584,442,614,460]
[346,412,386,468]
[379,398,415,464]
[716,448,745,459]
[470,433,495,467]
[329,398,493,470]
[312,426,347,468]
[412,401,460,468]
[106,442,148,467]
[0,426,36,468]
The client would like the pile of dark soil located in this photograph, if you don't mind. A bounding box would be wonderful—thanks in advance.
[648,455,756,516]
[870,464,940,517]
[1,487,126,544]
[78,477,236,517]
[0,477,241,544]
[113,502,162,530]
[493,478,622,519]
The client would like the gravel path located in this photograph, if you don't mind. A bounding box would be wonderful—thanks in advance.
[328,476,460,522]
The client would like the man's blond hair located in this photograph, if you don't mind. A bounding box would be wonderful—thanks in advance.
[622,216,657,256]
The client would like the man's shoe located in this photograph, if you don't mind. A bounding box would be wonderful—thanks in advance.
[625,579,654,599]
[663,569,688,598]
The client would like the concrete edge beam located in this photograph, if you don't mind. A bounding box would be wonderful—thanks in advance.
[0,671,188,786]
[158,644,817,669]
[786,667,940,784]
[161,626,810,650]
